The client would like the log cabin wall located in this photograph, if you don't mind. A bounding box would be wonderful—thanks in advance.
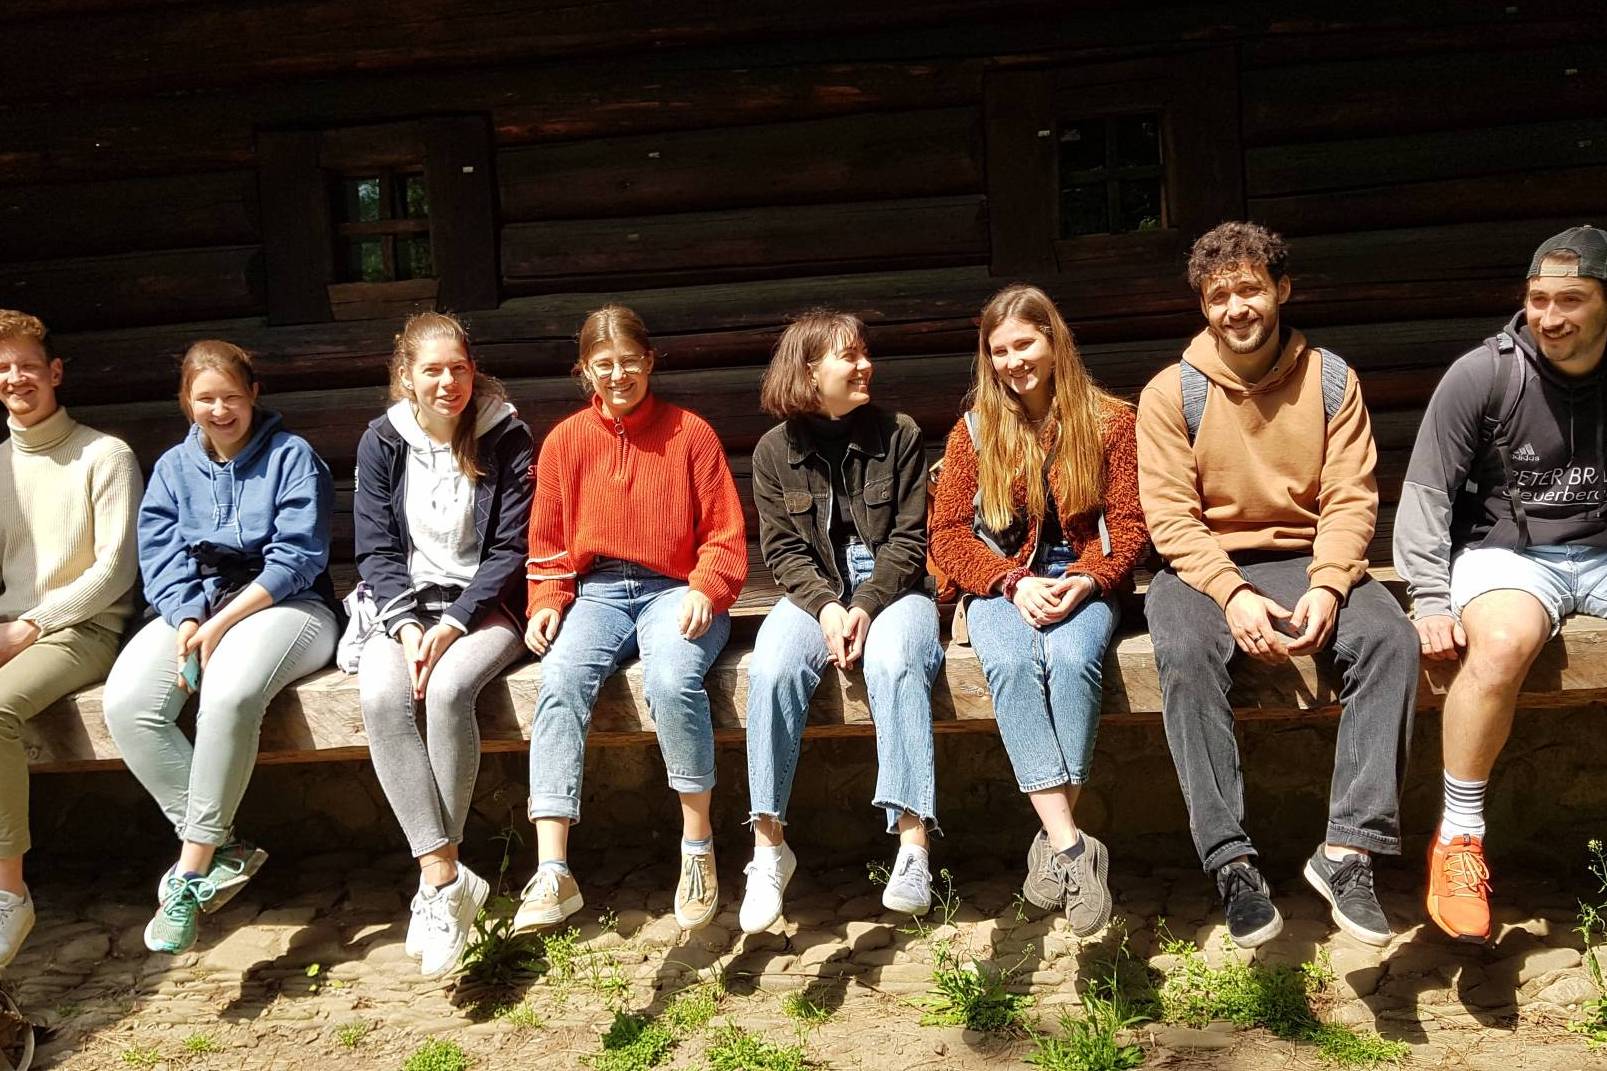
[2,1,1604,575]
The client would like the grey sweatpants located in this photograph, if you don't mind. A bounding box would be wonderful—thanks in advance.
[358,612,524,857]
[103,599,338,846]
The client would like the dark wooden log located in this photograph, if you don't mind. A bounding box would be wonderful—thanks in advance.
[498,107,980,222]
[0,171,257,260]
[422,115,500,312]
[1243,43,1607,146]
[0,246,263,332]
[257,130,333,325]
[500,196,988,286]
[1245,118,1607,198]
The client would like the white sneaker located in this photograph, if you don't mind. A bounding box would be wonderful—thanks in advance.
[739,843,796,935]
[0,888,36,970]
[405,876,430,959]
[415,864,489,979]
[882,844,933,916]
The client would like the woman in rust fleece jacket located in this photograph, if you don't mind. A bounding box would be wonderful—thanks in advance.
[514,305,747,936]
[929,284,1147,937]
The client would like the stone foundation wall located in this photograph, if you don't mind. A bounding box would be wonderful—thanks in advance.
[31,705,1607,879]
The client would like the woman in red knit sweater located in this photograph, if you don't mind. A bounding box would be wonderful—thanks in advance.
[514,305,747,934]
[928,284,1147,937]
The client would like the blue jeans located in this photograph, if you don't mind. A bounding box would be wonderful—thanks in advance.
[527,560,730,823]
[745,542,943,833]
[965,547,1119,792]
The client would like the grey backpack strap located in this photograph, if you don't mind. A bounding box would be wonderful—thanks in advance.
[1315,347,1350,422]
[963,408,979,447]
[1480,332,1532,547]
[1179,358,1209,445]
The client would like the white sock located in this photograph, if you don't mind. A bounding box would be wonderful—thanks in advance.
[753,844,783,864]
[1439,772,1487,842]
[682,836,714,856]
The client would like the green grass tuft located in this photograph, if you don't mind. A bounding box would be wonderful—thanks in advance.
[334,1020,372,1050]
[120,1045,161,1069]
[181,1031,222,1055]
[781,991,833,1026]
[402,1038,470,1071]
[702,1025,810,1071]
[586,1011,677,1071]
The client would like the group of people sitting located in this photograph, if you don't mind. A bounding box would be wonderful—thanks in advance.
[0,219,1602,982]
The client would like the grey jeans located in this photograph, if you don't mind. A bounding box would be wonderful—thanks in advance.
[358,611,524,858]
[103,599,338,846]
[1145,555,1418,872]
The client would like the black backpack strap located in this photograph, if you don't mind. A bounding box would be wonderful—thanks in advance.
[1179,358,1209,445]
[1481,332,1531,548]
[1315,347,1350,422]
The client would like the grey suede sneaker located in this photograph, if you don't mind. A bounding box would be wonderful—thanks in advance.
[1058,832,1113,937]
[1022,828,1064,911]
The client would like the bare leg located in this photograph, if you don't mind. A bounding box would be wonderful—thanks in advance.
[753,815,784,849]
[418,844,459,887]
[896,811,928,849]
[177,841,217,875]
[1443,591,1551,781]
[536,816,570,864]
[679,790,713,842]
[0,855,21,897]
[1027,785,1081,851]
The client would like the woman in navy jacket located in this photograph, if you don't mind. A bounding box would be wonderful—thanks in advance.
[353,311,533,978]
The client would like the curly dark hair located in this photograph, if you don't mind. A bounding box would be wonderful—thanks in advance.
[1187,221,1289,292]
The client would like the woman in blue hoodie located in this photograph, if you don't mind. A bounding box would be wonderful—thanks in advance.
[103,340,339,955]
[353,311,532,978]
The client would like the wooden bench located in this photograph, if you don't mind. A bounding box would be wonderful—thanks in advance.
[27,568,1607,774]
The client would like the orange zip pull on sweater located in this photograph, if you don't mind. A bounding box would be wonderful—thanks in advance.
[526,393,748,616]
[1136,329,1378,608]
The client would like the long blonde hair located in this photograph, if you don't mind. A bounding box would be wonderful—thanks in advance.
[390,311,506,482]
[971,284,1119,531]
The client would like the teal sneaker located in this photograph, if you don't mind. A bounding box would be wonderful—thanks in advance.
[157,841,268,915]
[144,874,217,953]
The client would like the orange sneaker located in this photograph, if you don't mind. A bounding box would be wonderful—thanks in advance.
[1426,833,1492,943]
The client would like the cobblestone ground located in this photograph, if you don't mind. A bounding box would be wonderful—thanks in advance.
[2,846,1603,1070]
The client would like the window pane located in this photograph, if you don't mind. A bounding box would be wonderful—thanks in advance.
[1118,179,1165,232]
[1058,120,1106,174]
[333,177,383,223]
[1114,115,1162,168]
[1060,183,1110,237]
[402,174,429,219]
[340,239,388,282]
[397,235,434,280]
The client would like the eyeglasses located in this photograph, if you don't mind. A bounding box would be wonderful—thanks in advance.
[587,356,648,378]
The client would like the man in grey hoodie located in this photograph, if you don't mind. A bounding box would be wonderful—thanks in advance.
[1394,225,1607,943]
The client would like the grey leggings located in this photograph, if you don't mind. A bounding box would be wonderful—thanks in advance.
[358,612,524,858]
[103,599,338,846]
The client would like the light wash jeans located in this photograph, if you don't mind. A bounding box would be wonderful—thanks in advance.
[103,598,338,846]
[965,546,1119,793]
[527,560,730,823]
[1450,543,1607,636]
[359,604,525,858]
[745,542,943,833]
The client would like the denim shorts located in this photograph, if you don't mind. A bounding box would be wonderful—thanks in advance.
[1450,543,1607,636]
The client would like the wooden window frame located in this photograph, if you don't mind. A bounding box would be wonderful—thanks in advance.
[984,48,1245,280]
[258,116,498,325]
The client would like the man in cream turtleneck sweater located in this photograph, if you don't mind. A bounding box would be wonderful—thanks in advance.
[0,310,142,970]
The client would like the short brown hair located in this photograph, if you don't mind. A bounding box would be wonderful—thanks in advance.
[1187,221,1289,292]
[759,310,866,420]
[0,310,48,350]
[178,339,256,417]
[574,304,654,391]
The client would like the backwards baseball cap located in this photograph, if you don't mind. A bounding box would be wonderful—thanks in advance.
[1527,224,1607,281]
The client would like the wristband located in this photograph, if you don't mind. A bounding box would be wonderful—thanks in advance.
[1000,566,1033,600]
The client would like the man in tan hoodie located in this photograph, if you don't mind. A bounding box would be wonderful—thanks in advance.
[1137,222,1417,951]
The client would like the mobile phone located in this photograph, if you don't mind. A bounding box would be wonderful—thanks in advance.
[179,652,201,693]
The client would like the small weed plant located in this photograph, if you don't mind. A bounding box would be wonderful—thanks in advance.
[585,985,724,1070]
[1026,950,1148,1071]
[781,991,833,1027]
[703,1025,810,1071]
[402,1038,470,1071]
[120,1045,161,1069]
[1157,936,1406,1067]
[1570,838,1607,1047]
[496,1002,545,1031]
[181,1031,222,1055]
[906,867,1031,1033]
[334,1020,372,1050]
[461,830,547,991]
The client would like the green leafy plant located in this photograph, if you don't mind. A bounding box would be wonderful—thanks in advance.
[703,1025,810,1071]
[402,1038,470,1071]
[587,1011,676,1071]
[661,985,720,1034]
[182,1031,222,1055]
[1027,959,1148,1071]
[120,1045,161,1069]
[496,1002,545,1031]
[1571,838,1607,1047]
[335,1020,372,1050]
[781,991,833,1027]
[1157,938,1406,1067]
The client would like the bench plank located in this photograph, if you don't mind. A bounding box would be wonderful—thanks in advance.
[28,611,1607,773]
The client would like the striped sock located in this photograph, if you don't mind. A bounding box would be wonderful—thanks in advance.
[1439,772,1487,842]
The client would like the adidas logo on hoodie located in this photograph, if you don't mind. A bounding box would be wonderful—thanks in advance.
[1512,442,1541,463]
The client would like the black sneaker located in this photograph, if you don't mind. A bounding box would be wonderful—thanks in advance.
[1214,860,1283,948]
[1302,847,1391,947]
